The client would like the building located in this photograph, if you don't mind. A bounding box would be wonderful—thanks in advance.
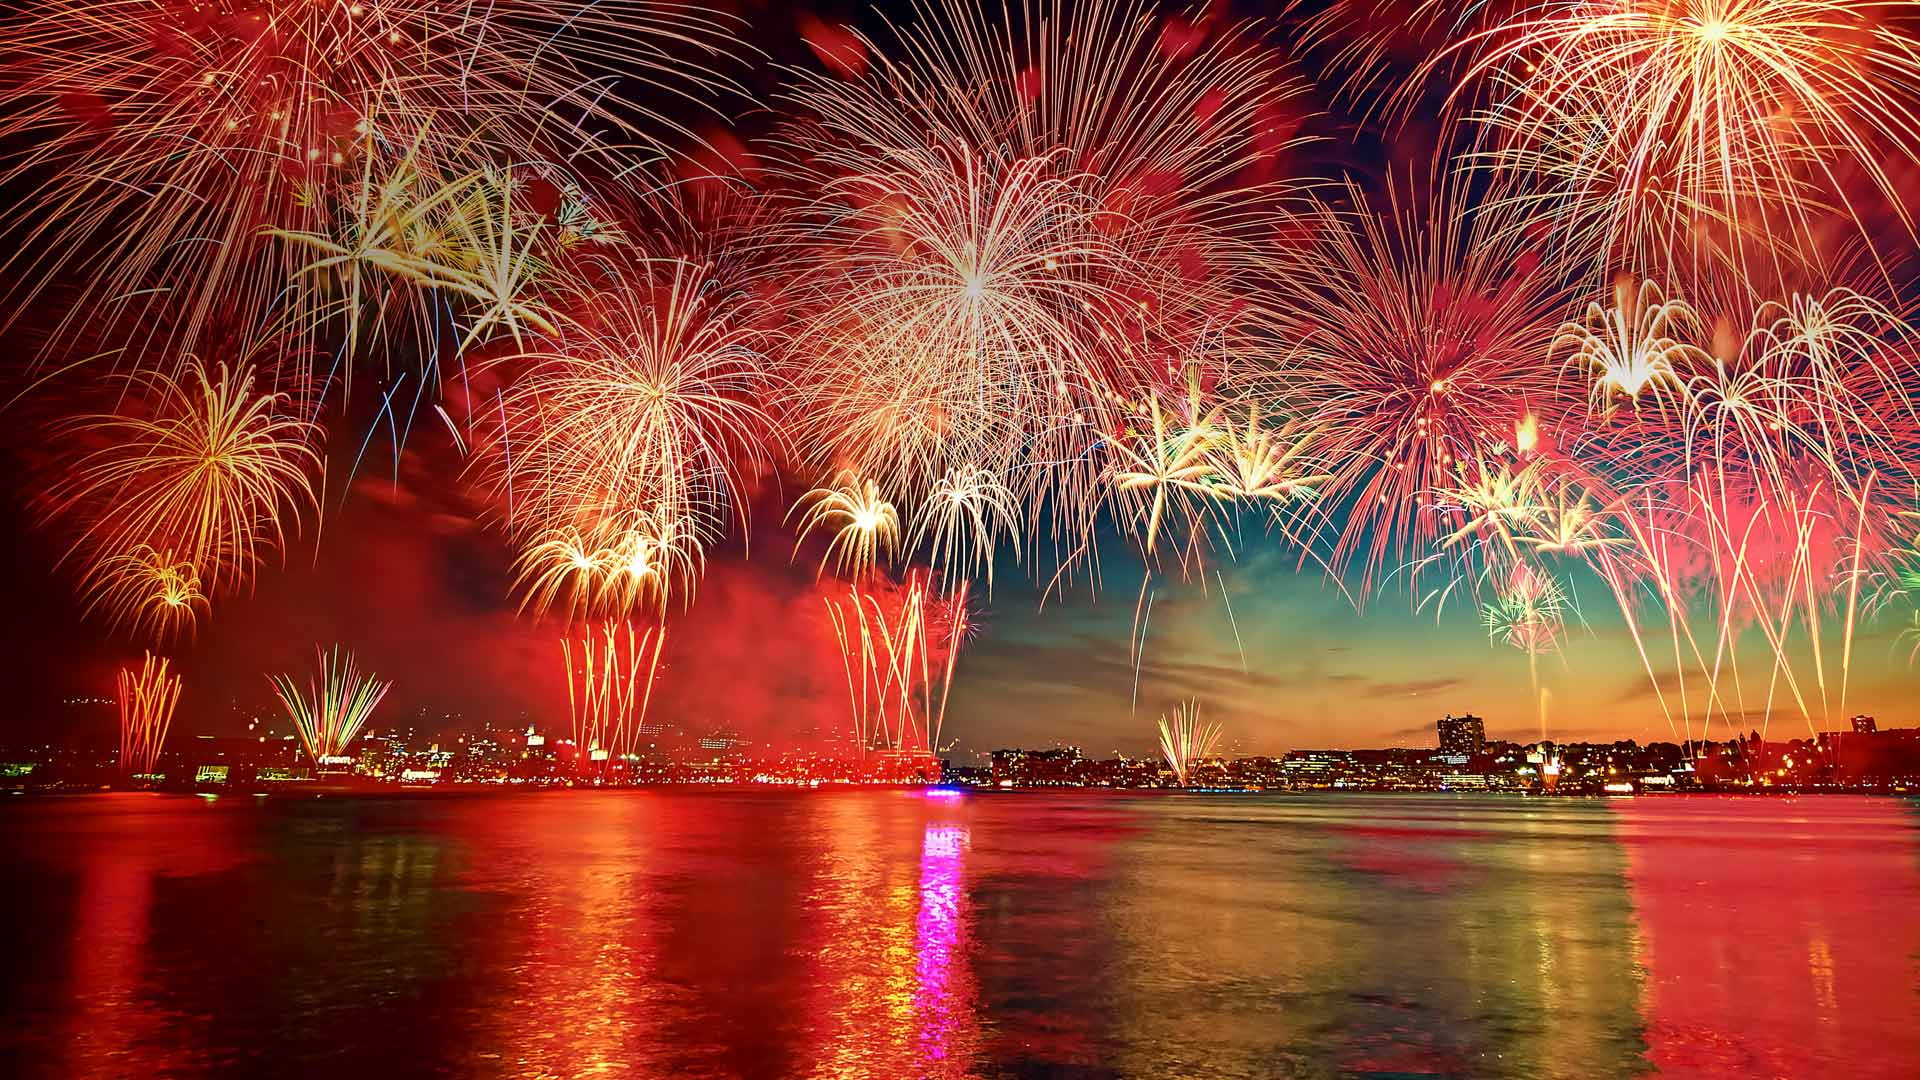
[1437,713,1486,756]
[1852,715,1878,735]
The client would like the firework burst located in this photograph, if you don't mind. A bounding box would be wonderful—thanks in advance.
[0,0,743,358]
[1440,0,1920,280]
[792,472,904,580]
[1263,174,1578,593]
[270,646,393,766]
[45,357,321,617]
[775,0,1308,568]
[484,249,777,615]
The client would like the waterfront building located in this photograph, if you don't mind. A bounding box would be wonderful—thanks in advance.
[1437,713,1486,756]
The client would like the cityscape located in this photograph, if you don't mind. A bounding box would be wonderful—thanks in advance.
[9,709,1918,796]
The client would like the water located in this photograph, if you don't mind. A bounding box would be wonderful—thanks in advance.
[1,791,1916,1079]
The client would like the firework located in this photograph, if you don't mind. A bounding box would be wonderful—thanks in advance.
[1208,405,1330,505]
[775,0,1307,550]
[84,544,210,641]
[910,466,1020,593]
[823,574,970,756]
[484,251,776,607]
[513,510,704,621]
[1110,391,1229,560]
[1156,699,1221,787]
[275,157,597,374]
[560,623,666,768]
[1557,280,1708,408]
[45,358,321,610]
[1480,561,1572,655]
[1439,0,1920,279]
[270,646,392,766]
[0,0,743,358]
[116,652,182,776]
[793,472,903,579]
[1265,175,1578,593]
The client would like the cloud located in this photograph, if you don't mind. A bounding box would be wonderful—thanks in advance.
[1348,676,1466,699]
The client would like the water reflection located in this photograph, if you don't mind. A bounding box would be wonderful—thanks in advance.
[440,793,669,1077]
[0,792,1915,1078]
[912,822,972,1070]
[1616,797,1920,1079]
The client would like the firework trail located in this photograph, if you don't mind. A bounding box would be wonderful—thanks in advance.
[824,574,970,756]
[1156,699,1221,787]
[116,652,182,776]
[270,646,392,766]
[560,623,666,768]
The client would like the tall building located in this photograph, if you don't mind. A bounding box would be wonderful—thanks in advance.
[1852,715,1878,735]
[1438,713,1486,756]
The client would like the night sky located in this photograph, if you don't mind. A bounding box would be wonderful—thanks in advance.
[3,0,1916,757]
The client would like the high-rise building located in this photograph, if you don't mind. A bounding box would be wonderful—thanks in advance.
[1852,715,1878,735]
[1438,713,1486,756]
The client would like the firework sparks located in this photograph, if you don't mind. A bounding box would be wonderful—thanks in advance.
[116,652,182,776]
[270,646,393,767]
[560,623,666,769]
[45,358,321,613]
[1157,699,1222,787]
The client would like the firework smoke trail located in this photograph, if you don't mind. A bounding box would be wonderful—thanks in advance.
[116,652,182,776]
[561,623,666,768]
[1131,584,1154,716]
[1156,699,1221,787]
[270,646,392,766]
[1217,569,1248,675]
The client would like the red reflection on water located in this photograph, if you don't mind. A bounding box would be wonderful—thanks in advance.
[1329,821,1464,891]
[51,796,248,1078]
[439,792,669,1076]
[1616,797,1920,1079]
[796,794,982,1078]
